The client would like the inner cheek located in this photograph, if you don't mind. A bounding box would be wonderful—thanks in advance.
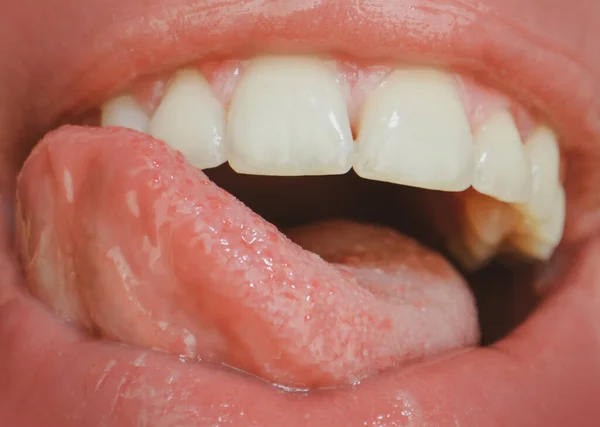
[0,163,23,307]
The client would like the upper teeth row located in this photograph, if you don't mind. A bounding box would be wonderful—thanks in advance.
[101,55,563,241]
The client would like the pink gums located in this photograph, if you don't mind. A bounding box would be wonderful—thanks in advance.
[129,58,538,139]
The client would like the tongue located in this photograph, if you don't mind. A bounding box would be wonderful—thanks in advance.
[15,125,479,389]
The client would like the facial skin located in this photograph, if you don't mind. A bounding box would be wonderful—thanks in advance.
[1,0,600,426]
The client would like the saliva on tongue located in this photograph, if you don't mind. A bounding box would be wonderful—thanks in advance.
[16,126,480,390]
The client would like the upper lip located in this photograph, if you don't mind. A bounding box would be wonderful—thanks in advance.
[11,0,600,242]
[1,0,599,241]
[10,0,599,136]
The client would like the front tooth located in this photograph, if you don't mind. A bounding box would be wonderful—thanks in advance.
[101,95,149,132]
[354,68,473,191]
[148,69,226,170]
[227,55,353,176]
[517,126,561,220]
[472,110,531,203]
[509,185,566,260]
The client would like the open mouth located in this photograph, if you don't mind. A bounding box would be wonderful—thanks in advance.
[1,0,600,426]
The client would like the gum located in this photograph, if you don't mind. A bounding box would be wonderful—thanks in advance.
[124,56,539,140]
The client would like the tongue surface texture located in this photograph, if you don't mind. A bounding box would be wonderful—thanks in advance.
[15,125,479,388]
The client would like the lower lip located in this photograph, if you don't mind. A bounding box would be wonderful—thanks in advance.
[1,262,598,427]
[2,125,600,426]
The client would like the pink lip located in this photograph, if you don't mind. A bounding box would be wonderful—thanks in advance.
[1,0,600,425]
[1,241,599,426]
[5,0,600,241]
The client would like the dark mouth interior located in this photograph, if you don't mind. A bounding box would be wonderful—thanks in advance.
[205,164,542,346]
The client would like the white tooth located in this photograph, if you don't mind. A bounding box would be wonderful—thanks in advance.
[509,185,566,260]
[517,126,561,220]
[354,68,473,191]
[227,55,353,176]
[101,95,149,132]
[148,69,226,170]
[472,110,531,203]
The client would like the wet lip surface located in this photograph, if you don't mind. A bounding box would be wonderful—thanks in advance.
[0,0,599,426]
[0,241,599,426]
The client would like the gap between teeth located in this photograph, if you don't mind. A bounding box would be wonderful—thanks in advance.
[99,54,565,264]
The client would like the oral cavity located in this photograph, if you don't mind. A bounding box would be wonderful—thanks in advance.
[14,54,568,391]
[101,54,566,268]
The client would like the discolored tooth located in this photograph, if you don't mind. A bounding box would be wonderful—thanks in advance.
[447,190,517,269]
[509,185,566,260]
[465,192,517,246]
[472,110,531,203]
[101,95,149,132]
[227,55,353,176]
[354,68,473,191]
[148,69,226,170]
[447,229,496,271]
[517,126,561,220]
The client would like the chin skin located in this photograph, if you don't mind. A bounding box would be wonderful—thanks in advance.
[0,1,600,426]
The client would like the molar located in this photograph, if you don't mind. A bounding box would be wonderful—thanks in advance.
[101,95,149,133]
[353,68,474,191]
[226,55,353,176]
[148,68,227,170]
[472,110,531,203]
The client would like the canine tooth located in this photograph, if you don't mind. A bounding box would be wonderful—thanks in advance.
[473,110,531,203]
[517,126,561,220]
[101,95,149,132]
[227,55,353,176]
[354,68,473,191]
[148,69,226,170]
[509,185,566,260]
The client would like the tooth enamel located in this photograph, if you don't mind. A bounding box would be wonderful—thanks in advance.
[465,191,517,246]
[517,126,561,220]
[472,110,531,203]
[148,69,226,170]
[101,95,149,132]
[447,230,496,271]
[227,56,353,176]
[447,191,517,269]
[509,185,566,260]
[354,68,473,191]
